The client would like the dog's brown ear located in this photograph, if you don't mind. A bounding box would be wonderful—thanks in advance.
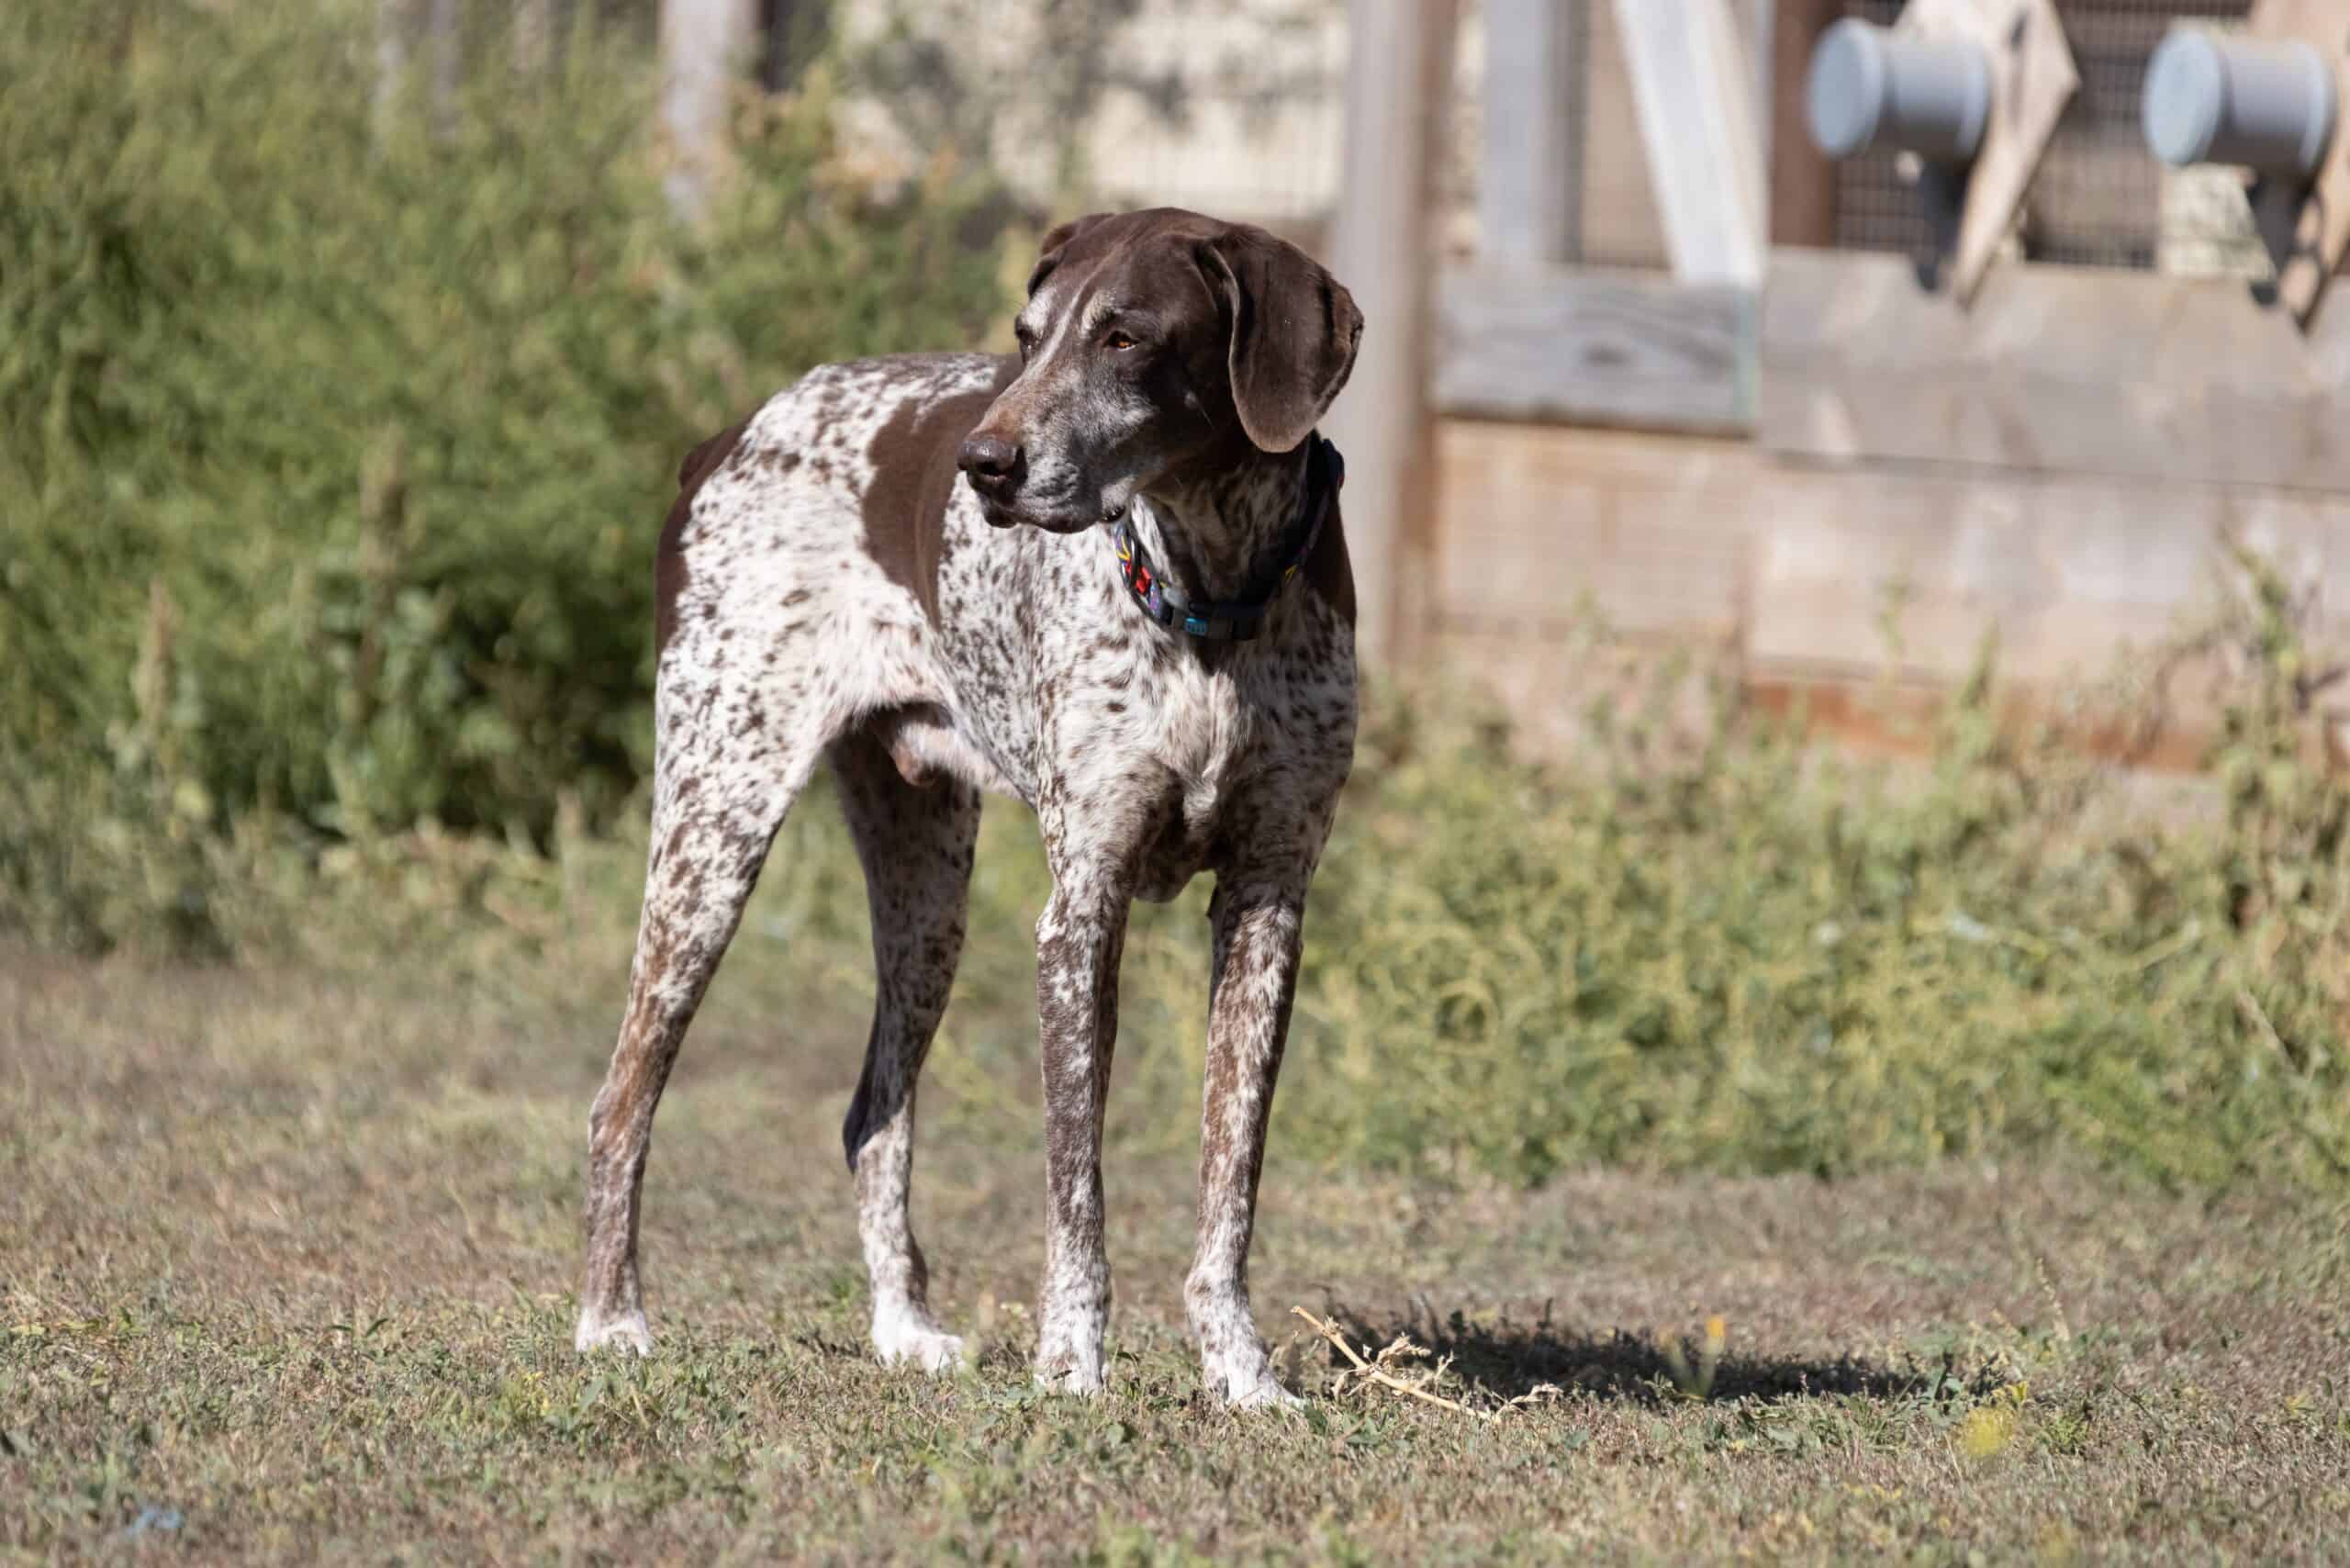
[1027,213,1113,296]
[1197,228,1363,454]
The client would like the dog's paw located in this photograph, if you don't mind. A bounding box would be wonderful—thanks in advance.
[1221,1373,1304,1411]
[872,1298,968,1374]
[1032,1353,1108,1397]
[874,1317,968,1375]
[1191,1309,1298,1410]
[574,1305,654,1356]
[1203,1353,1303,1411]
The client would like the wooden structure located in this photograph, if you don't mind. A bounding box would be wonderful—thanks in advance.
[1326,0,1459,663]
[660,0,758,218]
[1330,0,2350,756]
[1889,0,2080,303]
[2248,0,2350,323]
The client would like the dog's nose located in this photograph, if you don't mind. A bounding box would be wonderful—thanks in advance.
[957,432,1022,495]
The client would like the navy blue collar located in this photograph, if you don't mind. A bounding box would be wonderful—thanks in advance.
[1109,435,1343,643]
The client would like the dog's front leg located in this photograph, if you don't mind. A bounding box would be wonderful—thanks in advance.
[1032,853,1131,1394]
[1187,872,1311,1407]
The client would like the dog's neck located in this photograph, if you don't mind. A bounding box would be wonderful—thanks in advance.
[1123,441,1314,609]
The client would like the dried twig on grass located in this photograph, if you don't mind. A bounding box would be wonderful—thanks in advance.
[1290,1306,1561,1422]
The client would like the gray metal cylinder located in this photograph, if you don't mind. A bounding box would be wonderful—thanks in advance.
[1807,18,1992,163]
[2143,29,2337,176]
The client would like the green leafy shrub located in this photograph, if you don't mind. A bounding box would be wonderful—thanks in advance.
[1269,690,2330,1191]
[275,588,2350,1196]
[0,0,1009,947]
[1029,620,2347,1192]
[6,7,2348,1197]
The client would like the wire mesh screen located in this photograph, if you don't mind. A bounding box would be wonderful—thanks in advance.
[827,1,2270,279]
[1834,0,2259,272]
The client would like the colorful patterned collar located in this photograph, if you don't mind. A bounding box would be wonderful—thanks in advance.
[1109,435,1343,643]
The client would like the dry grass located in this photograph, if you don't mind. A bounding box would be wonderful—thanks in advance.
[5,941,2347,1564]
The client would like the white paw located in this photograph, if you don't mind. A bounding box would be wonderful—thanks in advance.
[574,1305,653,1356]
[1204,1353,1302,1410]
[874,1318,967,1375]
[1225,1377,1304,1411]
[1034,1352,1108,1396]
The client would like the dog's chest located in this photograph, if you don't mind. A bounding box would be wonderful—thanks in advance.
[1058,627,1350,901]
[1113,658,1255,893]
[921,507,1353,896]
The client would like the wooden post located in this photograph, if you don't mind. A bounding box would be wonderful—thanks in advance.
[760,0,820,92]
[1481,0,1580,265]
[374,0,464,136]
[514,0,557,75]
[662,0,758,220]
[426,0,461,117]
[1326,0,1457,667]
[375,0,406,129]
[1899,0,2079,305]
[1612,0,1768,286]
[375,0,420,136]
[1769,0,1841,244]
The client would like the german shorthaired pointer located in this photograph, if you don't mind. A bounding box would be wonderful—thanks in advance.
[575,207,1362,1407]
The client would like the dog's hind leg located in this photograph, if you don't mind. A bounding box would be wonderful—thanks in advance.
[833,719,980,1372]
[576,695,824,1356]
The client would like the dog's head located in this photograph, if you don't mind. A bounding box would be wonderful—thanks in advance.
[957,208,1363,533]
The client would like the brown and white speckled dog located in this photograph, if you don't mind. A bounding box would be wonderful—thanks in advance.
[574,207,1362,1407]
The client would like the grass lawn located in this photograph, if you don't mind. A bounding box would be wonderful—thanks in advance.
[8,7,2350,1557]
[5,930,2347,1564]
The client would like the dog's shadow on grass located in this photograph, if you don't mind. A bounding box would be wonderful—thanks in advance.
[1317,1305,1936,1406]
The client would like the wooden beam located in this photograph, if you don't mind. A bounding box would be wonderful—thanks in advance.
[1434,264,1756,433]
[374,0,418,135]
[426,0,460,117]
[1611,0,1767,286]
[1432,421,1752,646]
[1762,248,2350,493]
[1745,0,1775,181]
[513,0,554,74]
[1480,0,1580,264]
[1581,1,1672,267]
[373,0,467,135]
[1768,0,1841,245]
[1431,417,2350,722]
[661,0,758,220]
[1326,0,1458,666]
[1900,0,2078,305]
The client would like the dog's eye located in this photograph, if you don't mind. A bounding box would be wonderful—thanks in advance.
[1103,330,1138,353]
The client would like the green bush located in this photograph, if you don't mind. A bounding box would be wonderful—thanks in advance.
[0,0,1009,946]
[1275,689,2332,1192]
[995,633,2350,1193]
[272,588,2350,1196]
[6,7,2347,1197]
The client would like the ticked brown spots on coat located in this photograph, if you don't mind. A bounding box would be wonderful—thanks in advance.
[585,208,1365,1410]
[859,356,1018,620]
[656,415,755,657]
